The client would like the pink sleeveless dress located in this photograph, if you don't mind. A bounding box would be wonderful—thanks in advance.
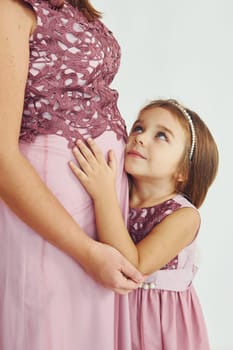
[0,1,131,349]
[128,194,210,350]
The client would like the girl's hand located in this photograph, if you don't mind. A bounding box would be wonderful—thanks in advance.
[69,138,117,201]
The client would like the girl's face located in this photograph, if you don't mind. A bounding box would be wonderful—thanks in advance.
[125,107,188,184]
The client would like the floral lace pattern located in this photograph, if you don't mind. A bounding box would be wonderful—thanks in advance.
[20,0,127,148]
[128,198,182,270]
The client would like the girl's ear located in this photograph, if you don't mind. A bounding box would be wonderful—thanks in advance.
[175,172,186,183]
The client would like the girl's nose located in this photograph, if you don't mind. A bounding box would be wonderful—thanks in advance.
[133,133,144,145]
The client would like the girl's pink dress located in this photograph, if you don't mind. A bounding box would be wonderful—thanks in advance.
[128,194,210,350]
[0,1,131,349]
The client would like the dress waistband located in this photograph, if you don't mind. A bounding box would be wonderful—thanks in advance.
[139,267,197,292]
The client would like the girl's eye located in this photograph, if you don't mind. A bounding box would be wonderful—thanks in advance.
[156,131,168,141]
[131,125,143,133]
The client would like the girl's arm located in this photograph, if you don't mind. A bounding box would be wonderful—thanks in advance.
[70,139,200,275]
[0,0,142,293]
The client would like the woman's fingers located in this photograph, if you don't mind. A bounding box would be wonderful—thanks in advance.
[87,242,143,294]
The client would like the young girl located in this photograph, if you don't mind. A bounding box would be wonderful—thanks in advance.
[69,99,219,350]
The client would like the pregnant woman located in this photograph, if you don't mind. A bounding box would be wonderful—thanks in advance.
[0,1,142,349]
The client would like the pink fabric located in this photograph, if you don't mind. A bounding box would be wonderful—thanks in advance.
[0,134,131,350]
[129,286,209,350]
[0,1,131,348]
[20,0,126,147]
[127,195,210,349]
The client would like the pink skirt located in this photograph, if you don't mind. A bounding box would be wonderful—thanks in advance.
[0,133,131,350]
[129,285,210,350]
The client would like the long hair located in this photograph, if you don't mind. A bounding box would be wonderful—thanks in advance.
[138,99,219,208]
[49,0,101,20]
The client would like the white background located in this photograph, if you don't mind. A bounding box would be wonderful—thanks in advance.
[93,1,233,349]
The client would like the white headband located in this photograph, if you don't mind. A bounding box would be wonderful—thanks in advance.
[170,101,196,160]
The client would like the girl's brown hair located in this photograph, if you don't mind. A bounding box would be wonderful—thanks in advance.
[140,99,219,208]
[49,0,101,20]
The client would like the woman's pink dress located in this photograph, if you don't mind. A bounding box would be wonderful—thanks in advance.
[0,1,131,349]
[128,195,210,350]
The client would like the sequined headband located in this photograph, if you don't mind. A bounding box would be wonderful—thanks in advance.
[170,101,196,160]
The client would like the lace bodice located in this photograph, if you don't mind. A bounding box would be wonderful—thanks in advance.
[20,0,127,147]
[128,195,194,271]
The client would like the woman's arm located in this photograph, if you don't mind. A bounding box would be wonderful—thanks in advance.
[0,0,142,293]
[70,138,200,275]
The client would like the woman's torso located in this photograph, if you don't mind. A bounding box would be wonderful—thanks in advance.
[20,0,127,147]
[0,2,131,349]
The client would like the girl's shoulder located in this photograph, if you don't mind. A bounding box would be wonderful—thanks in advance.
[129,194,197,220]
[128,194,199,241]
[172,194,196,210]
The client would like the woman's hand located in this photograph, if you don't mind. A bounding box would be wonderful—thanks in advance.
[85,241,143,294]
[69,138,117,201]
